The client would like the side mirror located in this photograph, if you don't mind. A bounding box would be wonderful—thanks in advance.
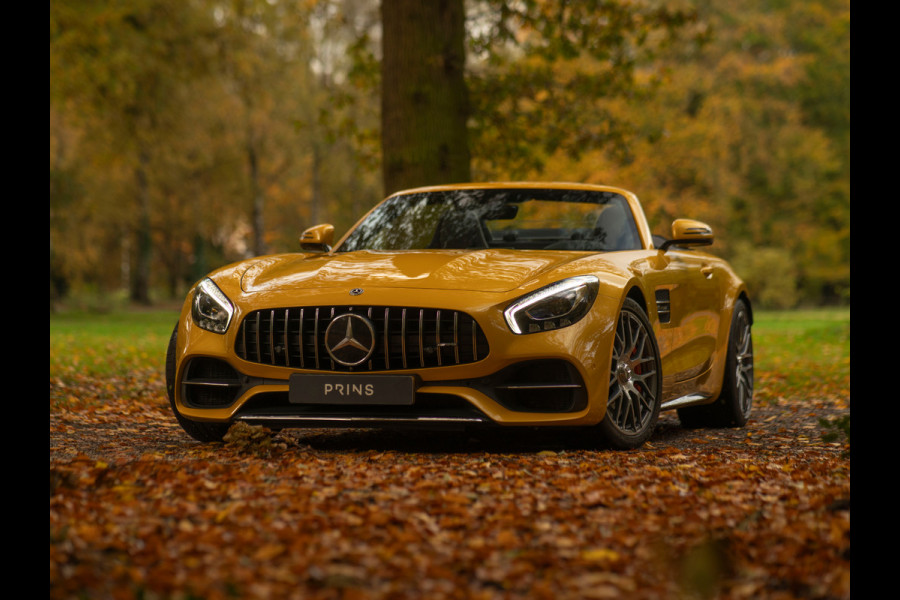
[300,224,335,252]
[658,219,714,251]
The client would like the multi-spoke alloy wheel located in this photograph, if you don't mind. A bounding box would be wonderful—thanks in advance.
[599,298,662,449]
[732,304,754,421]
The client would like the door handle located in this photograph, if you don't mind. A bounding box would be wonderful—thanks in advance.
[701,266,714,279]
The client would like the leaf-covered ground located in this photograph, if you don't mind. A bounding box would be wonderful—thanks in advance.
[50,364,849,600]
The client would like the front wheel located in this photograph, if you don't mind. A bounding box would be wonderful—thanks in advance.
[597,298,662,449]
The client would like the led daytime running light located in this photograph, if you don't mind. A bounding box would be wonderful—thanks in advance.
[192,278,234,334]
[504,276,598,334]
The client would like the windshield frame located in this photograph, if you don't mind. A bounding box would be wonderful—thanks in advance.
[334,185,647,253]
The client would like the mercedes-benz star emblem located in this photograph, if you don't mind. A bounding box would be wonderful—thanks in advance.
[349,288,364,296]
[325,313,376,366]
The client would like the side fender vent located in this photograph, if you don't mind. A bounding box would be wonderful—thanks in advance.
[655,289,671,324]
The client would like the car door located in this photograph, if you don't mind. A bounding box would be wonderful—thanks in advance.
[642,249,723,399]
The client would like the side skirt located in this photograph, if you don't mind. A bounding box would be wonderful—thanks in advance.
[660,393,712,411]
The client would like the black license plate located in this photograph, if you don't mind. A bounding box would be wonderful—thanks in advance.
[289,374,415,405]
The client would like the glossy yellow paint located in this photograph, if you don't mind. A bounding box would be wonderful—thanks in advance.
[170,183,749,430]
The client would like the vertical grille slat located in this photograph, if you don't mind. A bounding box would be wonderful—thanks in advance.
[283,308,290,368]
[313,308,321,369]
[268,309,276,365]
[235,305,489,372]
[418,309,425,368]
[328,307,336,370]
[436,310,443,367]
[367,307,374,371]
[383,307,391,371]
[453,312,460,364]
[298,308,305,369]
[401,308,408,369]
[254,312,262,363]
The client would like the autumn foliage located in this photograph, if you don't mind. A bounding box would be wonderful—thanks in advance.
[50,313,850,599]
[50,0,849,309]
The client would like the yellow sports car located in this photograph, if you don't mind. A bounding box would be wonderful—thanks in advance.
[166,183,753,449]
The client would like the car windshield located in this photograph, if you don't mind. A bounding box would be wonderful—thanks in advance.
[336,188,642,252]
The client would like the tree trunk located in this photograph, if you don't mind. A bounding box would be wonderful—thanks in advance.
[247,124,267,257]
[130,147,152,305]
[310,143,322,226]
[380,0,471,195]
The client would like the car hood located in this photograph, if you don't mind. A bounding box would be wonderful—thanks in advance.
[240,249,611,294]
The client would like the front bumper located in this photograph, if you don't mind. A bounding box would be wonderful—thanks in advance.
[171,288,622,429]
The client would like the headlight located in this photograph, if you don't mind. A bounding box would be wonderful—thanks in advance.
[504,276,599,334]
[191,278,234,334]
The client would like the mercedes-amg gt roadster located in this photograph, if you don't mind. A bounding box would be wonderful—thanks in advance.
[166,183,753,449]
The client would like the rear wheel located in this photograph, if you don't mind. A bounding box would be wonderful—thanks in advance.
[166,325,230,442]
[598,298,662,449]
[678,299,753,428]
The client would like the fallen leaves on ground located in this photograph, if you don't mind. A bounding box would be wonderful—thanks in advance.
[50,374,849,600]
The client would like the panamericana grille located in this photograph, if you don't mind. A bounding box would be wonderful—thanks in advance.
[235,306,490,372]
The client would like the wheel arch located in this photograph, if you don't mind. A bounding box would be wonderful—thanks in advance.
[624,284,649,316]
[737,290,754,325]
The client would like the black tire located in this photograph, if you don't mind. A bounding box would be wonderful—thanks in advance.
[166,325,230,443]
[677,299,754,428]
[598,298,662,449]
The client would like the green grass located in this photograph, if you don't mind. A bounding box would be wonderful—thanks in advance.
[753,308,850,403]
[50,310,181,379]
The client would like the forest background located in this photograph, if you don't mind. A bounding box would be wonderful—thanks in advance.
[49,0,850,311]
